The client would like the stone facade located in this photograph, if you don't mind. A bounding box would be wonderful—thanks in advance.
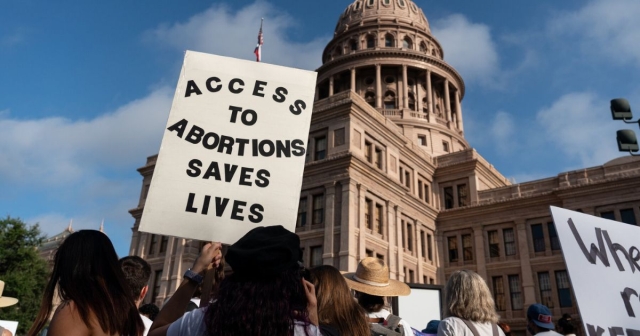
[127,0,640,333]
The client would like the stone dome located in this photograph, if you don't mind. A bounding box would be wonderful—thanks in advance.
[335,0,430,35]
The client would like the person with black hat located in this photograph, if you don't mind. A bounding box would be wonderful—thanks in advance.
[148,225,321,336]
[526,304,562,336]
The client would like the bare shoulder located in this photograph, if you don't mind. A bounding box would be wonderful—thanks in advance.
[48,301,99,336]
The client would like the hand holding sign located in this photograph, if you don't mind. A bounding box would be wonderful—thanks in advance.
[139,51,317,244]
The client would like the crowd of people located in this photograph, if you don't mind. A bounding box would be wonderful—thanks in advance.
[4,228,578,336]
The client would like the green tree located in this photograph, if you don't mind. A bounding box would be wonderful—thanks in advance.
[0,216,50,335]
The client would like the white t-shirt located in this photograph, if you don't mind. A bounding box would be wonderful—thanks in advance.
[368,308,413,336]
[166,308,322,336]
[438,316,507,336]
[140,314,153,336]
[536,331,564,336]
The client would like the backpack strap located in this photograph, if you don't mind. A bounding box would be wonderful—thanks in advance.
[492,323,499,336]
[460,319,481,336]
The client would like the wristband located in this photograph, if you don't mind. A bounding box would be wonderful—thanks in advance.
[183,269,204,284]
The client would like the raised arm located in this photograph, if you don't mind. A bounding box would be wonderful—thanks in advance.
[149,242,222,334]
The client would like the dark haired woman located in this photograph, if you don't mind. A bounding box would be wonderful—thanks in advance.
[28,230,144,336]
[149,225,321,336]
[310,265,370,336]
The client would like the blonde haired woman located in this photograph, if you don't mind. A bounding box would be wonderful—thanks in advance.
[438,270,505,336]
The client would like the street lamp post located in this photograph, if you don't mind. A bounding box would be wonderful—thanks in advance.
[610,98,639,156]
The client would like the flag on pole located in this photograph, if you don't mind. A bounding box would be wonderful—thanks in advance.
[254,18,264,62]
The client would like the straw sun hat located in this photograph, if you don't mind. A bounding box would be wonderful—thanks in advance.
[342,257,411,296]
[0,280,18,308]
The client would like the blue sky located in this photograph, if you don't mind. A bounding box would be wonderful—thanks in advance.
[2,0,640,256]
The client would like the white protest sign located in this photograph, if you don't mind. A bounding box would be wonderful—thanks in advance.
[139,51,317,244]
[0,320,18,335]
[550,206,640,334]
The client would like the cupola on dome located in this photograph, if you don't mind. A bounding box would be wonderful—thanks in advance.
[335,0,430,35]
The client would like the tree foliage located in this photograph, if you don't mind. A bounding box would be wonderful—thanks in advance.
[0,216,50,335]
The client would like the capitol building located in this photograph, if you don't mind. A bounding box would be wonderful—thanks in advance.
[127,0,640,333]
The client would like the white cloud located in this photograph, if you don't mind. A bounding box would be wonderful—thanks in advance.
[491,111,516,153]
[548,0,640,66]
[432,14,500,86]
[0,87,172,185]
[148,2,330,71]
[1,32,24,47]
[536,92,620,167]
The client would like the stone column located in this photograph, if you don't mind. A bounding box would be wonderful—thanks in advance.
[329,75,334,96]
[358,184,368,260]
[323,182,336,266]
[350,68,356,93]
[435,232,445,284]
[138,233,149,258]
[415,221,424,282]
[395,207,404,281]
[455,90,464,131]
[171,238,186,293]
[387,201,397,279]
[473,227,487,279]
[444,79,451,122]
[402,64,409,109]
[375,64,382,108]
[426,70,434,121]
[517,221,536,306]
[339,180,359,271]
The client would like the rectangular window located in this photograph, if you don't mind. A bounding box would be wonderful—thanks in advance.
[159,235,169,253]
[418,135,427,146]
[313,194,324,224]
[620,208,637,225]
[443,141,450,152]
[448,236,458,262]
[548,222,561,250]
[418,181,423,200]
[509,275,523,310]
[420,231,426,258]
[149,234,158,255]
[401,220,406,249]
[457,184,468,207]
[488,230,500,258]
[493,276,506,311]
[538,272,553,308]
[310,246,323,267]
[424,184,430,203]
[407,222,413,252]
[334,128,345,146]
[314,136,327,160]
[376,253,385,261]
[601,211,615,220]
[531,224,545,252]
[503,228,516,256]
[556,271,572,307]
[427,234,433,261]
[462,234,473,261]
[365,141,372,163]
[444,187,454,209]
[152,270,163,303]
[365,198,372,230]
[375,204,384,235]
[409,270,415,283]
[405,171,411,188]
[429,278,434,285]
[366,249,374,257]
[296,197,307,227]
[375,148,383,169]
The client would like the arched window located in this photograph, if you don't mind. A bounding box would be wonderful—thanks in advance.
[383,0,391,5]
[355,1,361,10]
[419,42,427,52]
[384,91,396,109]
[385,34,394,48]
[365,91,375,107]
[431,49,437,57]
[408,93,416,111]
[366,35,375,49]
[350,39,358,52]
[398,0,406,7]
[367,0,375,6]
[403,37,413,49]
